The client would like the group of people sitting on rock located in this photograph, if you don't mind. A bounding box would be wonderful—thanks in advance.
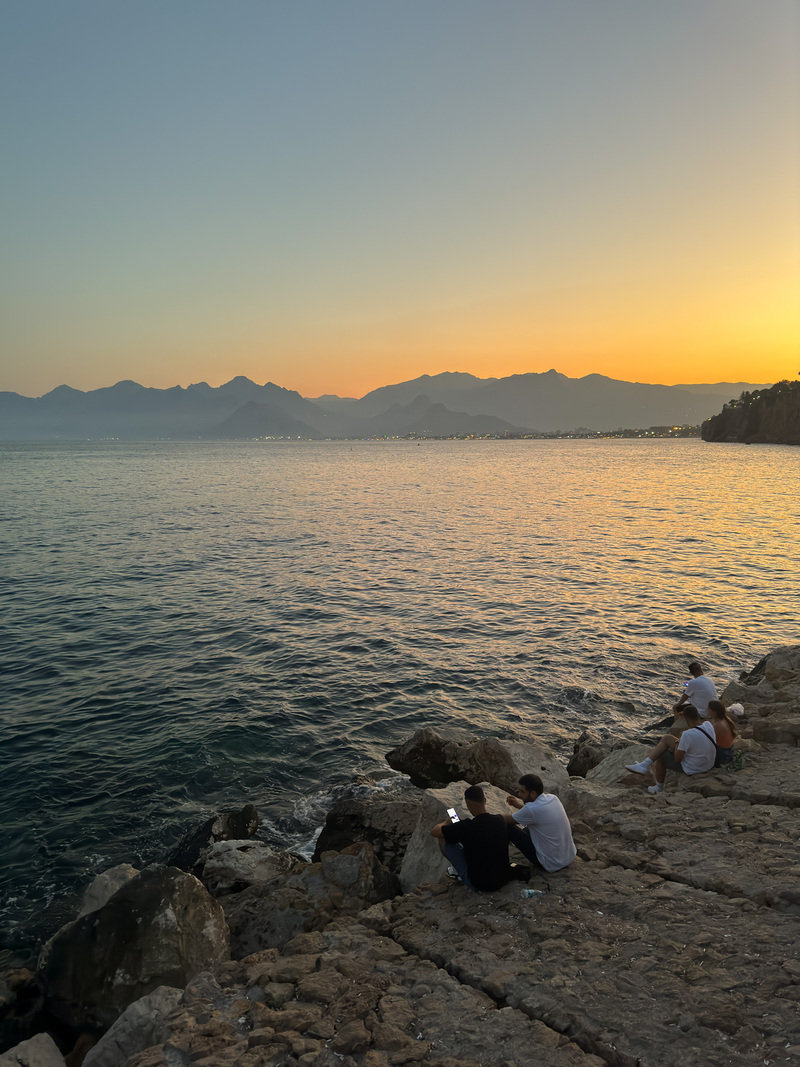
[625,661,739,794]
[429,773,577,892]
[429,662,741,893]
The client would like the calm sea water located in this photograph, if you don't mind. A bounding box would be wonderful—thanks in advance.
[1,438,798,957]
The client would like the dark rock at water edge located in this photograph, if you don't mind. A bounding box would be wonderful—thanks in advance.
[566,727,636,778]
[385,727,569,793]
[222,841,399,958]
[0,968,46,1057]
[37,866,229,1031]
[313,779,422,875]
[162,803,259,875]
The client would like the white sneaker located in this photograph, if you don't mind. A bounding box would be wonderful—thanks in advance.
[647,784,663,795]
[625,760,652,775]
[446,866,461,880]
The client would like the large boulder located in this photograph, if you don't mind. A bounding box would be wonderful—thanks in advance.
[163,804,259,874]
[386,729,568,793]
[763,644,800,698]
[81,986,182,1067]
[313,779,422,874]
[78,865,139,918]
[566,728,636,777]
[720,644,800,708]
[398,781,515,892]
[384,728,470,786]
[199,839,294,897]
[586,745,652,788]
[38,866,229,1030]
[222,842,399,957]
[720,646,800,746]
[0,1033,65,1067]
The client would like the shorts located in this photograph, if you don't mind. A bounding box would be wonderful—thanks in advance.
[662,750,685,773]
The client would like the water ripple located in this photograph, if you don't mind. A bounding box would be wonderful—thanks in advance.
[1,438,799,956]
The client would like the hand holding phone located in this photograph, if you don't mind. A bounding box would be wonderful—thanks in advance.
[446,807,459,823]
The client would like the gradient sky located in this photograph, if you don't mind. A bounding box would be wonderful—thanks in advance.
[2,1,799,399]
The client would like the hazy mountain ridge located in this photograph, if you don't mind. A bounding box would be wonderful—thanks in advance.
[313,370,768,432]
[0,371,772,440]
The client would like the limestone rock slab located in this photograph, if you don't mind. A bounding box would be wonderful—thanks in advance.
[222,842,399,957]
[78,864,139,918]
[0,1033,64,1067]
[398,781,515,893]
[386,728,568,793]
[38,866,229,1029]
[200,840,294,897]
[82,986,182,1067]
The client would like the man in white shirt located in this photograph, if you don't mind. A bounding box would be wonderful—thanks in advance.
[626,705,717,794]
[673,662,717,719]
[503,774,576,872]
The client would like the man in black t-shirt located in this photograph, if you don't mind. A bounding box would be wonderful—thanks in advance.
[430,784,525,891]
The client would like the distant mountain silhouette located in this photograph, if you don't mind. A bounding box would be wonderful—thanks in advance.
[0,371,772,440]
[672,381,773,396]
[360,395,524,437]
[318,370,766,431]
[202,401,323,440]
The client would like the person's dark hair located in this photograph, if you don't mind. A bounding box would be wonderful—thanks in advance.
[688,661,703,675]
[707,699,738,737]
[464,784,485,803]
[683,705,701,723]
[518,774,543,796]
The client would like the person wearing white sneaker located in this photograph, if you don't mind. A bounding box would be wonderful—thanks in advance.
[503,774,576,872]
[625,706,716,793]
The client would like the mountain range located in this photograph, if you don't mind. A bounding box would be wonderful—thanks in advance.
[0,371,773,440]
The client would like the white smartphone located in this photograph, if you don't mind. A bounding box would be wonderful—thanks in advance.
[446,807,459,823]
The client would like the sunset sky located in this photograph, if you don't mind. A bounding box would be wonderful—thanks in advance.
[2,1,798,399]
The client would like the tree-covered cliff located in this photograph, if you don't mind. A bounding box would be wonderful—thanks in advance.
[701,379,800,445]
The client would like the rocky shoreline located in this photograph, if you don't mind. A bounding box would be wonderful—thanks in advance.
[2,646,799,1067]
[701,380,800,445]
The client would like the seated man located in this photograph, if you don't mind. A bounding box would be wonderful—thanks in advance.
[673,661,717,719]
[503,774,576,872]
[625,704,716,793]
[430,784,525,891]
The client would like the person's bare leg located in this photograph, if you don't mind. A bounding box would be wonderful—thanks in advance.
[626,734,676,775]
[647,736,672,761]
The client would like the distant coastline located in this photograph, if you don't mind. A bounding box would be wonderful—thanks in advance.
[702,380,800,446]
[0,370,770,442]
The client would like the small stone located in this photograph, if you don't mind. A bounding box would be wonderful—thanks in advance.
[330,1019,371,1055]
[261,983,295,1009]
[247,1028,278,1048]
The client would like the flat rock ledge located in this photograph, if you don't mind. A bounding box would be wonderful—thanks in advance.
[2,646,800,1067]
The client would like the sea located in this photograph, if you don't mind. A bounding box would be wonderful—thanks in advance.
[1,437,798,960]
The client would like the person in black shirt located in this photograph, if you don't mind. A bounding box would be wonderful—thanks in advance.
[430,784,527,891]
